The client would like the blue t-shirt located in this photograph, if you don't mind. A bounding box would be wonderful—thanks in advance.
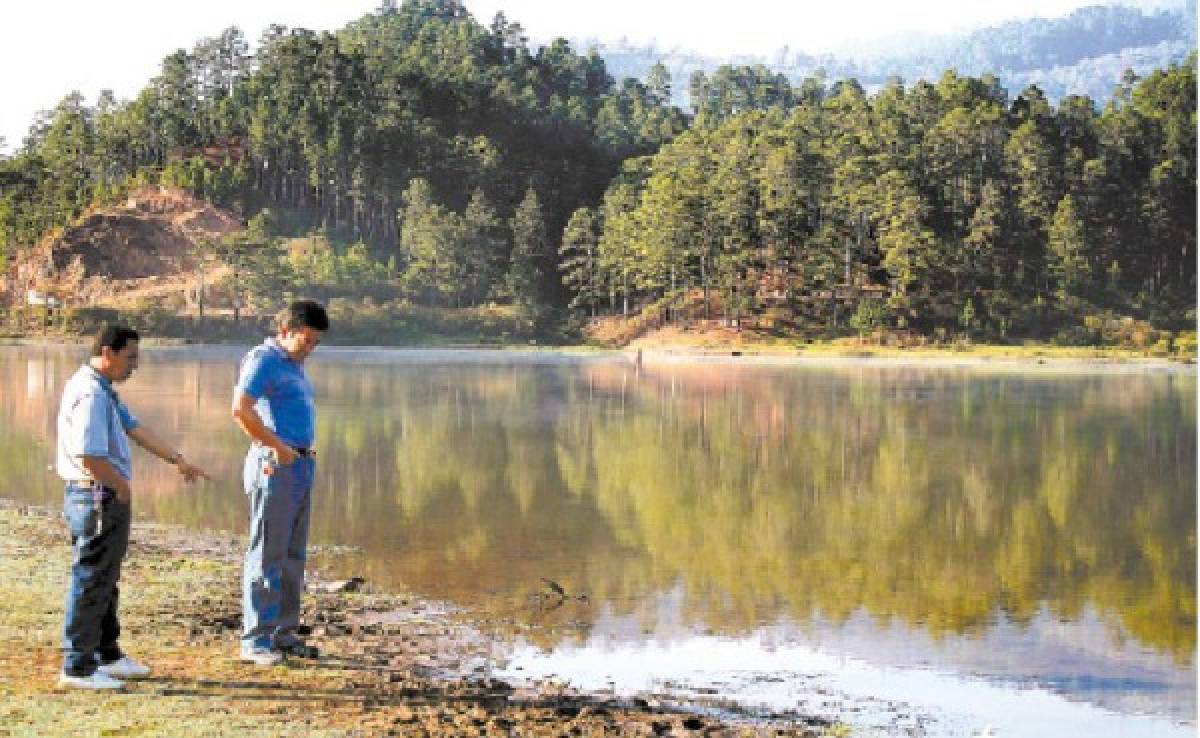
[234,338,316,448]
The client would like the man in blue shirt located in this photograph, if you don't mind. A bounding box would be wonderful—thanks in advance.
[56,324,209,689]
[232,300,329,665]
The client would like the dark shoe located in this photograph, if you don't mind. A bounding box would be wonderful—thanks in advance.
[280,642,319,659]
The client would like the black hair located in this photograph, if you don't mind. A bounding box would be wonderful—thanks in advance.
[91,324,140,357]
[276,299,330,333]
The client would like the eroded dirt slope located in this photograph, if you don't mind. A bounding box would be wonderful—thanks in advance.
[11,186,242,307]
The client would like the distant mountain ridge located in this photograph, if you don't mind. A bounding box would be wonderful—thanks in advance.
[843,2,1192,66]
[569,1,1197,106]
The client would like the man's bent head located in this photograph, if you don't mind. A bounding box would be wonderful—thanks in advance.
[276,300,329,363]
[90,324,140,382]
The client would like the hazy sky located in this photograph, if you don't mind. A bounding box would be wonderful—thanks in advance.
[0,0,1166,152]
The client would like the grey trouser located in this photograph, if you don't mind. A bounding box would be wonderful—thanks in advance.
[241,446,314,650]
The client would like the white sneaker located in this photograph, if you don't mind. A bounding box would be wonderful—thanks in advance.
[59,671,125,690]
[239,646,283,666]
[97,656,151,679]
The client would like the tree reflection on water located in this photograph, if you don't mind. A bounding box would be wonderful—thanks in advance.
[1,349,1194,664]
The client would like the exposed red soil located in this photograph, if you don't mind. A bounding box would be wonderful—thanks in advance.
[8,186,242,307]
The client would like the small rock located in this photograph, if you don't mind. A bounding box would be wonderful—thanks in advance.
[312,576,366,593]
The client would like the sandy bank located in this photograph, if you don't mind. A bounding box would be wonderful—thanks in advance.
[626,347,1193,373]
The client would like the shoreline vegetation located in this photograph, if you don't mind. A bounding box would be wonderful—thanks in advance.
[3,295,1194,365]
[0,322,1193,368]
[0,500,840,737]
[0,340,1191,370]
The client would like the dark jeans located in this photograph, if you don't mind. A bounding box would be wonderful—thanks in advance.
[62,482,130,677]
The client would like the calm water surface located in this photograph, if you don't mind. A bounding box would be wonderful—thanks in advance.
[1,346,1194,737]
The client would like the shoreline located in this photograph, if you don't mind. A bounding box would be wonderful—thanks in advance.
[0,498,835,737]
[629,347,1194,373]
[2,335,1192,373]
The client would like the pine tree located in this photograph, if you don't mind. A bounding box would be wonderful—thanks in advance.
[558,207,602,315]
[508,186,547,315]
[646,62,672,107]
[398,178,458,305]
[962,180,1005,292]
[1047,194,1090,300]
[875,172,944,328]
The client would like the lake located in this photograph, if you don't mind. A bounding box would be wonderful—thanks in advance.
[1,345,1194,737]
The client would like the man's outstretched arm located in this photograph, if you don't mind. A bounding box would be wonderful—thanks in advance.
[127,426,211,482]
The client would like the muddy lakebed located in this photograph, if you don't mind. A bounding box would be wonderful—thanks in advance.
[0,345,1193,737]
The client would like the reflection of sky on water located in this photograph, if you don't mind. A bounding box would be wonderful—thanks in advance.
[1,346,1194,735]
[499,595,1194,737]
[496,582,1193,735]
[794,607,1194,721]
[502,634,1193,738]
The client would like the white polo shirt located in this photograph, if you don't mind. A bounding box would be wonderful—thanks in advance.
[55,364,139,482]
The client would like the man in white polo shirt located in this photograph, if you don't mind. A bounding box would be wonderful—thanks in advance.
[56,324,210,689]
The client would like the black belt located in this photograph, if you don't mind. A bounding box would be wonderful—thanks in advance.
[293,447,315,458]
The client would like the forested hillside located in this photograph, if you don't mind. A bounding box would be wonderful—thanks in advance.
[0,0,1194,345]
[571,61,1195,341]
[0,0,685,322]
